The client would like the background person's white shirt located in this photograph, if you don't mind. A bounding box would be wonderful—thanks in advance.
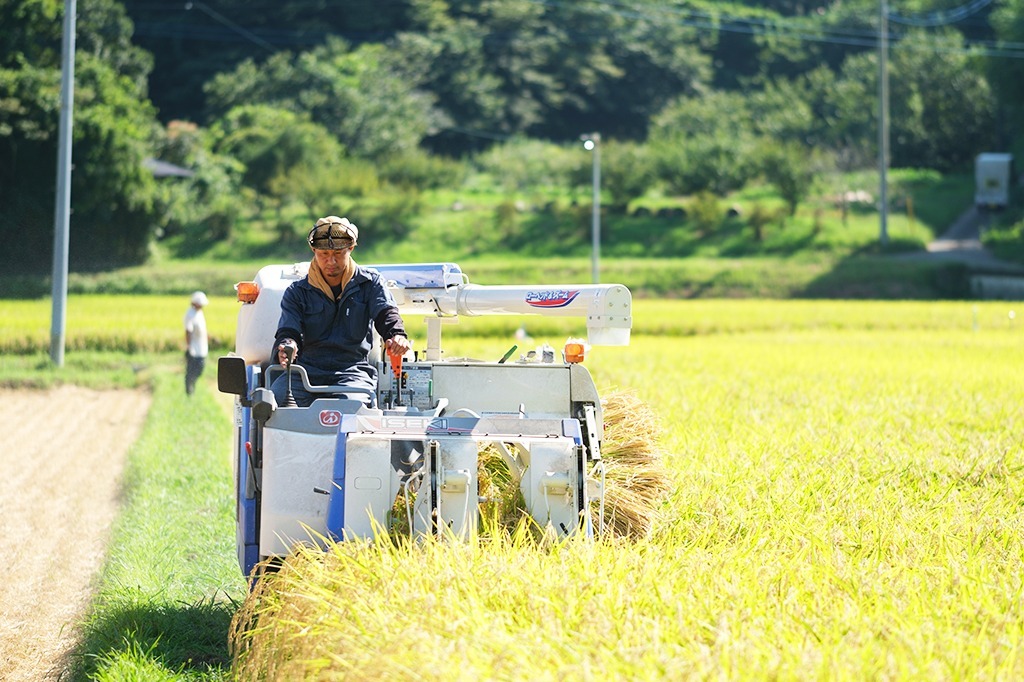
[184,307,208,358]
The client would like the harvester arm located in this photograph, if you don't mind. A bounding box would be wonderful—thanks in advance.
[388,281,632,361]
[233,262,632,365]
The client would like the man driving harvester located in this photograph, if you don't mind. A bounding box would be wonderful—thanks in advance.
[270,215,413,407]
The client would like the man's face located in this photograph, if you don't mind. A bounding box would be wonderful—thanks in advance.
[313,247,352,278]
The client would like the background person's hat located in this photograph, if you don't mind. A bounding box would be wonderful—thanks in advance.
[308,216,358,250]
[191,291,209,307]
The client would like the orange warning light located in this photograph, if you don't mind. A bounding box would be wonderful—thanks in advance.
[564,341,586,364]
[236,281,259,303]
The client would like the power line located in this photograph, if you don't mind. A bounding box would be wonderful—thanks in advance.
[129,0,1024,61]
[183,1,276,54]
[888,0,995,27]
[543,0,1024,59]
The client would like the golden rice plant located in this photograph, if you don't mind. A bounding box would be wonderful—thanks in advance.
[384,390,670,541]
[594,390,672,538]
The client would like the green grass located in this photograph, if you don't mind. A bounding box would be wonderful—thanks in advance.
[5,253,970,301]
[69,364,245,681]
[5,299,1023,679]
[1,169,1001,301]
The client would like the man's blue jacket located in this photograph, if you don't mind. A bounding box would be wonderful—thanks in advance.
[272,264,406,384]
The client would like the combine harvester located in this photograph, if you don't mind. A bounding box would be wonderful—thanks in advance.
[219,262,633,577]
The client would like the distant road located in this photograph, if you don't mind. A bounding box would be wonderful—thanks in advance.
[896,206,1024,271]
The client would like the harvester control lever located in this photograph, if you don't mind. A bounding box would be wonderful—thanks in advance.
[390,351,403,406]
[283,344,298,408]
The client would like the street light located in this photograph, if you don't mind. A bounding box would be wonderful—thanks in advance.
[878,0,889,246]
[580,132,601,284]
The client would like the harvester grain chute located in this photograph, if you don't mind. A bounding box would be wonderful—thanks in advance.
[219,262,648,578]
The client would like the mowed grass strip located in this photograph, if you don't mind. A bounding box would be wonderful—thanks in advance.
[70,368,246,681]
[230,327,1024,680]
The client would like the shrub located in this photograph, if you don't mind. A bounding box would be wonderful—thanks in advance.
[348,191,423,244]
[378,150,468,191]
[602,141,655,214]
[473,138,580,193]
[982,217,1024,264]
[688,191,723,234]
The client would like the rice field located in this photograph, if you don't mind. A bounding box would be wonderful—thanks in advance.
[228,305,1024,680]
[2,294,1020,678]
[3,295,1019,354]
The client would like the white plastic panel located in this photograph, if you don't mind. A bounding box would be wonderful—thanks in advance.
[411,438,481,538]
[520,439,580,536]
[430,364,571,417]
[437,439,479,538]
[259,427,335,555]
[342,435,405,539]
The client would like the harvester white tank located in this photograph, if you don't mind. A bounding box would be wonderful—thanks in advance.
[235,263,306,364]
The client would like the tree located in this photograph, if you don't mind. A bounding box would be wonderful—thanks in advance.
[269,156,379,228]
[473,137,579,193]
[209,104,347,206]
[437,0,712,142]
[151,120,247,247]
[756,139,814,216]
[203,38,435,160]
[887,30,996,171]
[392,22,507,155]
[558,0,711,140]
[121,0,445,122]
[601,141,654,214]
[649,91,758,195]
[68,55,162,266]
[981,0,1024,119]
[827,31,996,172]
[0,0,165,270]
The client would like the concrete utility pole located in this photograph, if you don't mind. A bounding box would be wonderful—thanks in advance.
[878,0,890,246]
[50,0,77,366]
[581,133,601,284]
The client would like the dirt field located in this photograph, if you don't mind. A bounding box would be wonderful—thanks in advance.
[0,386,152,682]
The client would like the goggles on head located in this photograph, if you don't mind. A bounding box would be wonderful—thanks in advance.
[308,216,358,250]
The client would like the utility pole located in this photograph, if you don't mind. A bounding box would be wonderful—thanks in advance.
[878,0,890,246]
[581,133,601,284]
[50,0,76,366]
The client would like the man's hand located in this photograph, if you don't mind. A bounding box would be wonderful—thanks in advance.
[277,338,299,366]
[384,334,412,358]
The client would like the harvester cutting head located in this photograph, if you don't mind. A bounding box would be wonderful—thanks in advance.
[219,262,634,577]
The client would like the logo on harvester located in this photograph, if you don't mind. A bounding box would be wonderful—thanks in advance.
[425,418,474,435]
[319,410,342,428]
[525,289,580,309]
[362,416,476,435]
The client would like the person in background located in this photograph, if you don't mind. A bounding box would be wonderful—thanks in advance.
[184,290,209,395]
[270,215,412,407]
